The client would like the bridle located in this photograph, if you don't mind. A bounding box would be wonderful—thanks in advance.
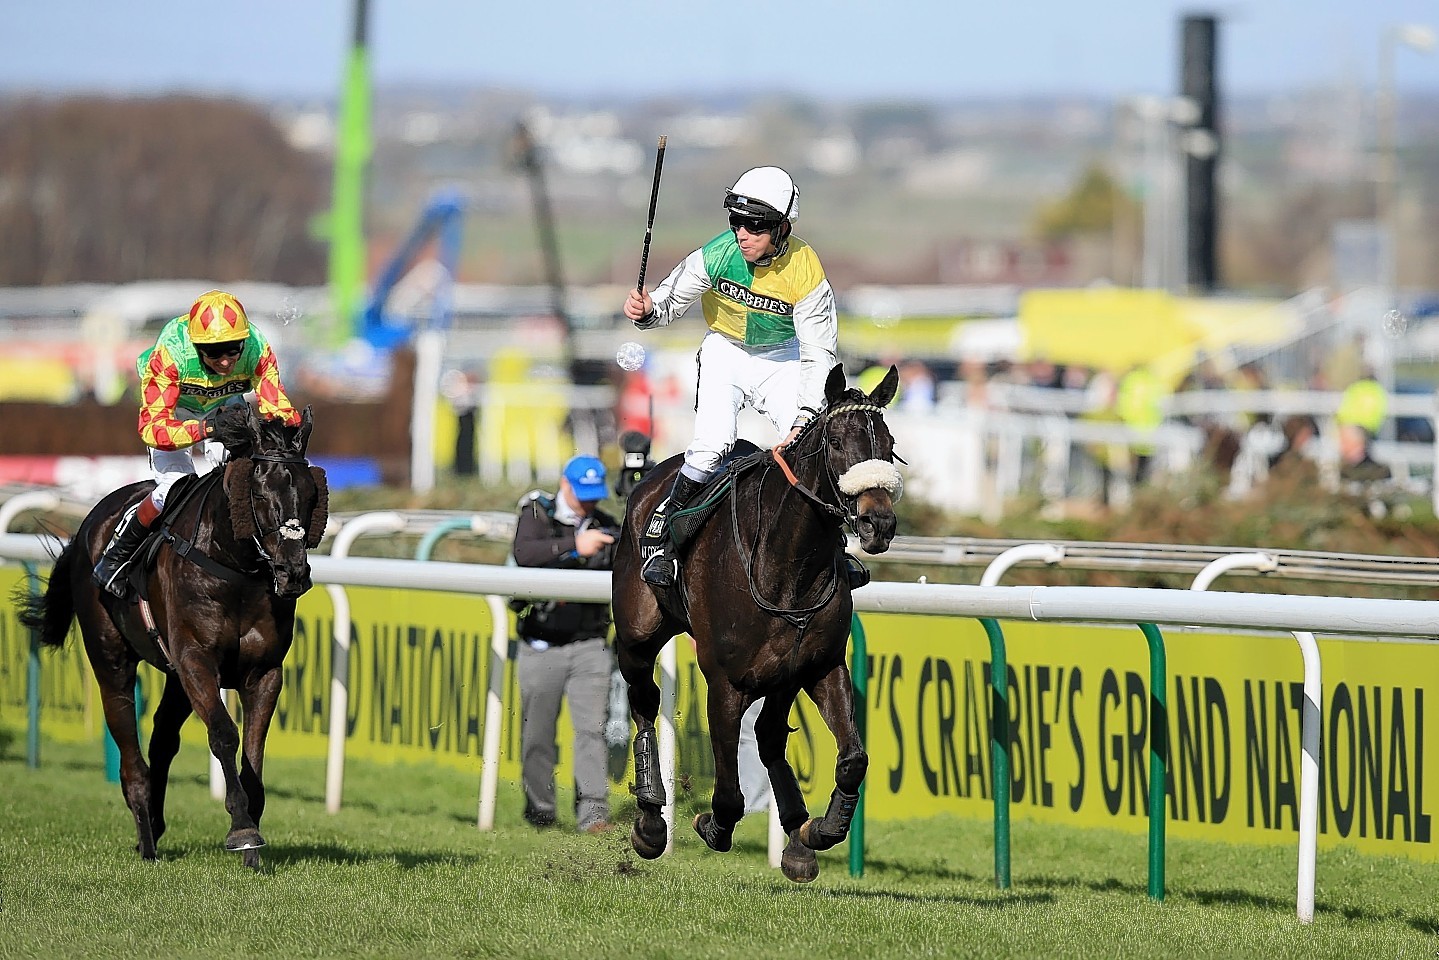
[242,452,312,568]
[769,399,892,532]
[735,398,895,628]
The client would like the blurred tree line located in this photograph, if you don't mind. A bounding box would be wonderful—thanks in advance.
[0,97,327,285]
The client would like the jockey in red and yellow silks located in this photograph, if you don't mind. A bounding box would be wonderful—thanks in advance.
[94,290,301,598]
[137,303,299,451]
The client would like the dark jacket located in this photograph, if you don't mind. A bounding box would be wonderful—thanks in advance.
[511,491,618,644]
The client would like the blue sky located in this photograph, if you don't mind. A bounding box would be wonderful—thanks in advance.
[3,0,1438,101]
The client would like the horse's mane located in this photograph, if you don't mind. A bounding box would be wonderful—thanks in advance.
[210,403,255,458]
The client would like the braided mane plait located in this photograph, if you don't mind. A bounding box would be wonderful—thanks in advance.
[225,459,257,539]
[306,466,330,548]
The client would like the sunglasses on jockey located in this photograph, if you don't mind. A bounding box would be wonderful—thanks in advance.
[728,213,782,235]
[196,341,245,362]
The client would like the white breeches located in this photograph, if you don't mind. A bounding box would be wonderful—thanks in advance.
[149,441,227,507]
[686,332,801,476]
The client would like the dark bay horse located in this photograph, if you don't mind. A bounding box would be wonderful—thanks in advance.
[18,404,327,869]
[612,364,901,882]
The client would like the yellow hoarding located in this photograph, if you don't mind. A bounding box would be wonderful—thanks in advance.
[4,569,1431,860]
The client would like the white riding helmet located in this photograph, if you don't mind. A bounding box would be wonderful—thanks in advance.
[724,166,800,223]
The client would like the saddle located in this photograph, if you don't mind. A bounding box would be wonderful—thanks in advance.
[645,440,767,557]
[123,470,245,598]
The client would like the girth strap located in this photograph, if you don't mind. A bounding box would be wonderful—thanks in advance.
[158,529,253,583]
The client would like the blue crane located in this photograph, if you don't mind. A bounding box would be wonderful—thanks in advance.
[359,186,468,348]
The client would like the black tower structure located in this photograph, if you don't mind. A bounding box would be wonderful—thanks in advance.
[1181,14,1221,292]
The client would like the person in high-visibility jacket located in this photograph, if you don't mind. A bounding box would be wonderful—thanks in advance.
[1115,365,1166,485]
[1337,372,1387,439]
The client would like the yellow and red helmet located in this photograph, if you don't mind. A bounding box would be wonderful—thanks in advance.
[186,290,250,345]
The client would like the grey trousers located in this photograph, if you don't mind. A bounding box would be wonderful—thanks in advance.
[517,636,614,830]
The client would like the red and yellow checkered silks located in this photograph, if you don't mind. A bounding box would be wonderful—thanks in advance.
[186,290,251,345]
[137,314,299,451]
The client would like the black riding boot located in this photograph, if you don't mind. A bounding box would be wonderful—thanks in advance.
[92,502,153,598]
[843,553,871,589]
[641,471,708,588]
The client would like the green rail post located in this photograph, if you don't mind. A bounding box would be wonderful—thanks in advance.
[416,517,472,561]
[1138,622,1168,901]
[848,612,868,878]
[980,617,1011,889]
[23,561,41,768]
[103,683,144,783]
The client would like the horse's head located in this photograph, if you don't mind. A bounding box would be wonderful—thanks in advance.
[225,405,329,598]
[811,364,902,554]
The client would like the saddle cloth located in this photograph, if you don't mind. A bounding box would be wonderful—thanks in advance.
[641,440,767,557]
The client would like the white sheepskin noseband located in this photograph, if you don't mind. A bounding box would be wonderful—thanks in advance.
[837,459,903,501]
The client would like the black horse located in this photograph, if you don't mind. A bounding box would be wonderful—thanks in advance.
[612,364,901,882]
[18,404,327,869]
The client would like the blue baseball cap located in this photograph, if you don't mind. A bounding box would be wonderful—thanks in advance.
[562,455,609,502]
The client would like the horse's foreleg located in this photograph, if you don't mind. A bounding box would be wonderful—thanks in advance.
[616,636,667,858]
[95,661,156,860]
[798,663,868,853]
[235,666,283,870]
[754,693,819,883]
[693,684,747,853]
[174,654,261,855]
[146,673,194,847]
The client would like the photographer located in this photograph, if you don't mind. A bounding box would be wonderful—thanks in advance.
[511,455,619,834]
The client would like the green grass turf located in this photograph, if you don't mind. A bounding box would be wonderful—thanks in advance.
[2,736,1435,959]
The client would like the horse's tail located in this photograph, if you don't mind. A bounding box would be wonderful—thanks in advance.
[15,538,80,648]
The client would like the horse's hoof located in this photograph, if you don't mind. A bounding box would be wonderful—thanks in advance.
[630,822,666,860]
[798,817,842,851]
[225,828,266,852]
[781,837,819,883]
[692,813,732,853]
[242,848,263,871]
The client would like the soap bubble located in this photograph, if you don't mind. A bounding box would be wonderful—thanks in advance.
[1382,309,1408,339]
[616,341,647,371]
[275,296,302,327]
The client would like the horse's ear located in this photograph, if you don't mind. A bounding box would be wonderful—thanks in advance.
[824,364,847,405]
[297,405,314,454]
[244,401,262,440]
[868,365,900,408]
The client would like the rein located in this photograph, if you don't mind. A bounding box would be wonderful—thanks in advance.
[769,399,890,526]
[157,470,257,583]
[244,453,312,559]
[737,397,892,628]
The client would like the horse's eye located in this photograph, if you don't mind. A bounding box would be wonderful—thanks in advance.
[827,435,841,449]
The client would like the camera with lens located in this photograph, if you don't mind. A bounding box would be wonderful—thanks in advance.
[615,429,657,500]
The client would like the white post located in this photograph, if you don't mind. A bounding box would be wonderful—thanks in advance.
[410,329,444,495]
[658,636,678,851]
[1294,630,1322,925]
[1190,552,1319,924]
[210,690,227,800]
[324,512,406,813]
[477,595,510,830]
[767,796,785,869]
[1189,552,1276,593]
[0,492,60,533]
[981,543,1064,586]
